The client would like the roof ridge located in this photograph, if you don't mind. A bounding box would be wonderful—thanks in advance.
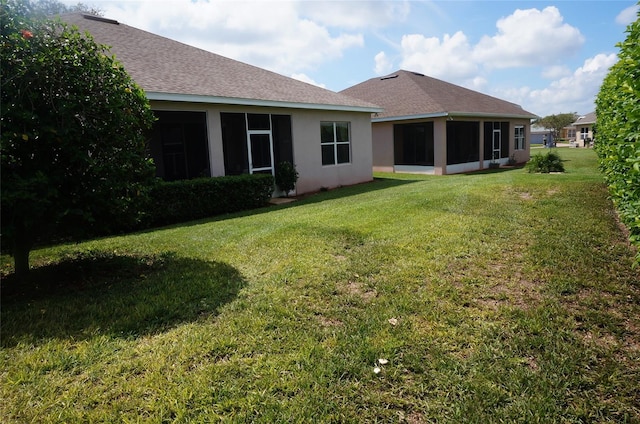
[398,70,448,112]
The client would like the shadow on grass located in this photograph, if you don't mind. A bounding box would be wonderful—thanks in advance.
[1,251,245,347]
[153,176,422,231]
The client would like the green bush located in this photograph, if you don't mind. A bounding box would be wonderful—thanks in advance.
[275,161,299,196]
[147,174,274,226]
[526,151,565,173]
[595,10,640,264]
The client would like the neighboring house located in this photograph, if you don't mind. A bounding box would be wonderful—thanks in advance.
[61,13,381,195]
[560,126,576,142]
[571,112,596,147]
[530,124,554,146]
[340,70,538,174]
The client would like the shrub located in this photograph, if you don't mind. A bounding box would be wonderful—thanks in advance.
[275,161,299,196]
[595,10,640,264]
[1,3,156,278]
[146,174,274,227]
[526,151,565,173]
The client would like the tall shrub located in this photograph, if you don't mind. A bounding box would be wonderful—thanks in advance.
[595,7,640,263]
[1,0,157,278]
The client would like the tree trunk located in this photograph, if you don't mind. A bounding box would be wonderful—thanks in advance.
[12,219,32,280]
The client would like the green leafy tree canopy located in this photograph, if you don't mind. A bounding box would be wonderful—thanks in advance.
[1,0,156,278]
[534,113,578,141]
[595,6,640,264]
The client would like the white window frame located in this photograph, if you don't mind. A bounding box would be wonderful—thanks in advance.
[321,121,351,166]
[514,125,525,150]
[580,127,589,141]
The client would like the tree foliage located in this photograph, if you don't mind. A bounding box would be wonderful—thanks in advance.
[22,0,103,18]
[535,113,578,141]
[595,8,640,264]
[1,0,156,277]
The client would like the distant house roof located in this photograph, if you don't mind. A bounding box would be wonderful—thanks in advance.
[340,70,537,122]
[531,124,553,134]
[571,111,596,126]
[59,13,381,113]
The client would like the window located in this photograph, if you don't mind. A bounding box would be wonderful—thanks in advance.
[394,122,434,166]
[447,121,480,165]
[321,121,350,166]
[150,111,210,181]
[514,126,525,150]
[483,122,509,161]
[580,127,589,140]
[221,113,293,176]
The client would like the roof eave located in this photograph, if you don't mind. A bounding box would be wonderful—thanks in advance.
[448,111,539,120]
[372,111,537,123]
[146,92,383,113]
[372,112,448,123]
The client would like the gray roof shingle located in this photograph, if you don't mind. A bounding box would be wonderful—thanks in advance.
[572,111,596,125]
[340,70,537,120]
[59,13,380,112]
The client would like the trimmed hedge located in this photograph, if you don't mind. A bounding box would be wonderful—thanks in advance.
[595,10,640,264]
[146,174,274,227]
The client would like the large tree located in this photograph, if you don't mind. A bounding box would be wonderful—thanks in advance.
[535,113,578,142]
[1,0,157,278]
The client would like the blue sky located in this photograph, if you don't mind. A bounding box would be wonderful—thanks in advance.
[62,0,638,117]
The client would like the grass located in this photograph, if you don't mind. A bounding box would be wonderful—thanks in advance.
[2,148,639,423]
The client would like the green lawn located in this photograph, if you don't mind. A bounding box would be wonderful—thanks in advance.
[2,148,639,423]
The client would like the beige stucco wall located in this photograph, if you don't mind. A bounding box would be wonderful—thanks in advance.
[149,101,373,195]
[576,124,594,147]
[371,116,531,175]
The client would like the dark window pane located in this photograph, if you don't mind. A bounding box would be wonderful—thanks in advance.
[250,134,272,169]
[321,122,334,143]
[336,122,349,142]
[447,121,479,165]
[395,122,434,166]
[337,144,350,163]
[322,145,335,165]
[221,112,248,175]
[151,111,209,181]
[500,122,509,158]
[272,115,293,164]
[247,113,270,130]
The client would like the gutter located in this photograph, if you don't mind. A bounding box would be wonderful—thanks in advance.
[146,92,383,114]
[372,111,538,123]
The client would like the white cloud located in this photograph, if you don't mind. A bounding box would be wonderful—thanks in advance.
[473,7,584,68]
[383,6,585,88]
[541,65,571,79]
[523,53,617,115]
[99,0,364,75]
[299,0,410,30]
[374,51,393,75]
[616,4,639,25]
[290,73,326,88]
[398,31,478,80]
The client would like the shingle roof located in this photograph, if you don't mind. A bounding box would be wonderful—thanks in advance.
[59,13,380,112]
[572,111,596,125]
[340,70,537,121]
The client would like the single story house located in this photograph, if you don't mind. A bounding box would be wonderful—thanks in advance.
[340,70,538,174]
[571,112,596,147]
[530,124,554,146]
[560,126,576,142]
[61,13,381,195]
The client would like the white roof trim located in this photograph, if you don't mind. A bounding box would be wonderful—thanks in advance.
[372,112,448,122]
[449,111,538,119]
[146,92,383,113]
[372,111,538,123]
